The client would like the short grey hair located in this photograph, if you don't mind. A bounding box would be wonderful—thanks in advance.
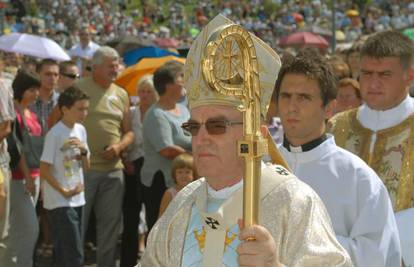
[91,46,119,66]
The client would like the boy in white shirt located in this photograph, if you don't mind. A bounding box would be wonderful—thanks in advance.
[40,86,90,267]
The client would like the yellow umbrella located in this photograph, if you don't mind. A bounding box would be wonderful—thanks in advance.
[115,55,186,95]
[346,9,359,17]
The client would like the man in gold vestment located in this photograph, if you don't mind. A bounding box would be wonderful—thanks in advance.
[329,30,414,265]
[139,14,352,267]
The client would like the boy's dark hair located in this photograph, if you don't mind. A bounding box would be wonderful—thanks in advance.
[153,60,184,96]
[360,30,414,70]
[36,58,59,73]
[12,69,41,101]
[274,48,337,106]
[58,86,89,109]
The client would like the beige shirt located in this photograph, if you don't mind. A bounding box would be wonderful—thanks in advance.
[78,77,129,171]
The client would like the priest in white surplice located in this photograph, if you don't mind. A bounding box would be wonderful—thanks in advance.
[274,50,401,267]
[328,30,414,266]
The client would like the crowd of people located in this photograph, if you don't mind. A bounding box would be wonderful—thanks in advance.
[3,0,414,52]
[0,1,413,267]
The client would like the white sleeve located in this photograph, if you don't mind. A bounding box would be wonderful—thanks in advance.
[40,131,58,164]
[395,208,414,266]
[80,125,90,157]
[336,184,401,267]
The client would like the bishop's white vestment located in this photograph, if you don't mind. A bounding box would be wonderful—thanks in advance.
[139,163,352,267]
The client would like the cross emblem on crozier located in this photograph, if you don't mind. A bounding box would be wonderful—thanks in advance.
[205,217,220,229]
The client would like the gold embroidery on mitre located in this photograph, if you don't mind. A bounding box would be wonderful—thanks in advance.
[184,14,281,117]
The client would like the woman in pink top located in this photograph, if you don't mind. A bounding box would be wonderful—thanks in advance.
[7,70,41,266]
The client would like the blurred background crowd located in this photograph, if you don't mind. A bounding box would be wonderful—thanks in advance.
[2,0,414,51]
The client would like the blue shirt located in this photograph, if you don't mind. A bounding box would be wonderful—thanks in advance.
[141,103,191,187]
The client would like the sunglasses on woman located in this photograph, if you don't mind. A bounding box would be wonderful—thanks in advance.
[181,119,243,136]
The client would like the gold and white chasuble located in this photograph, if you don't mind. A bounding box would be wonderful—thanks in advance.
[139,164,352,267]
[329,107,414,212]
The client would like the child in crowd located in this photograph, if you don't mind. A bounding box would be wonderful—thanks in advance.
[39,86,90,267]
[158,153,196,218]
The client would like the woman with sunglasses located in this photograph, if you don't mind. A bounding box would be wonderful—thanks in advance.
[141,61,191,235]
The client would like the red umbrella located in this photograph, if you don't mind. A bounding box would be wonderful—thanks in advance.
[153,38,180,48]
[279,32,329,49]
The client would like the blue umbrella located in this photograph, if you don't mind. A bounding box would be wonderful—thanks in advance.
[123,46,179,66]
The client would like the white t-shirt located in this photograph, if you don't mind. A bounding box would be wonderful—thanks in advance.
[40,121,89,210]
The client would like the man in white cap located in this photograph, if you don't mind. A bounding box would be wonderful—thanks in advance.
[139,14,352,267]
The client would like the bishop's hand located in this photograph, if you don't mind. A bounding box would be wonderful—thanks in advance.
[237,219,282,267]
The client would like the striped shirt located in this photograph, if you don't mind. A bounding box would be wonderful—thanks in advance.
[29,90,59,134]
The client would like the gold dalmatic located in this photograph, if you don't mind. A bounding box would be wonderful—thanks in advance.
[329,109,414,211]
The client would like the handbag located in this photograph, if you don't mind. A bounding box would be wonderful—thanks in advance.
[7,121,22,170]
[18,108,44,169]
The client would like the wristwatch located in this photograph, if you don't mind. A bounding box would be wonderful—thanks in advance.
[80,149,88,157]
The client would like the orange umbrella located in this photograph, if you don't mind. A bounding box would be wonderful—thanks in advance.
[115,55,185,95]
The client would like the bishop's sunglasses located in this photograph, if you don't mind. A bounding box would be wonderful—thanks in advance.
[181,119,243,136]
[61,73,80,79]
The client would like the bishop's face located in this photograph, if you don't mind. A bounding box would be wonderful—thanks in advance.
[278,73,332,147]
[190,105,244,190]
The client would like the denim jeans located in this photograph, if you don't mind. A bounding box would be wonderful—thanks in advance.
[49,206,83,267]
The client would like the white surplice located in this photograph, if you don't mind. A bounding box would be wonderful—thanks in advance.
[280,136,401,267]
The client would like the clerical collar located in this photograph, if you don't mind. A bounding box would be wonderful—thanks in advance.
[358,95,414,131]
[207,179,243,199]
[283,134,328,153]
